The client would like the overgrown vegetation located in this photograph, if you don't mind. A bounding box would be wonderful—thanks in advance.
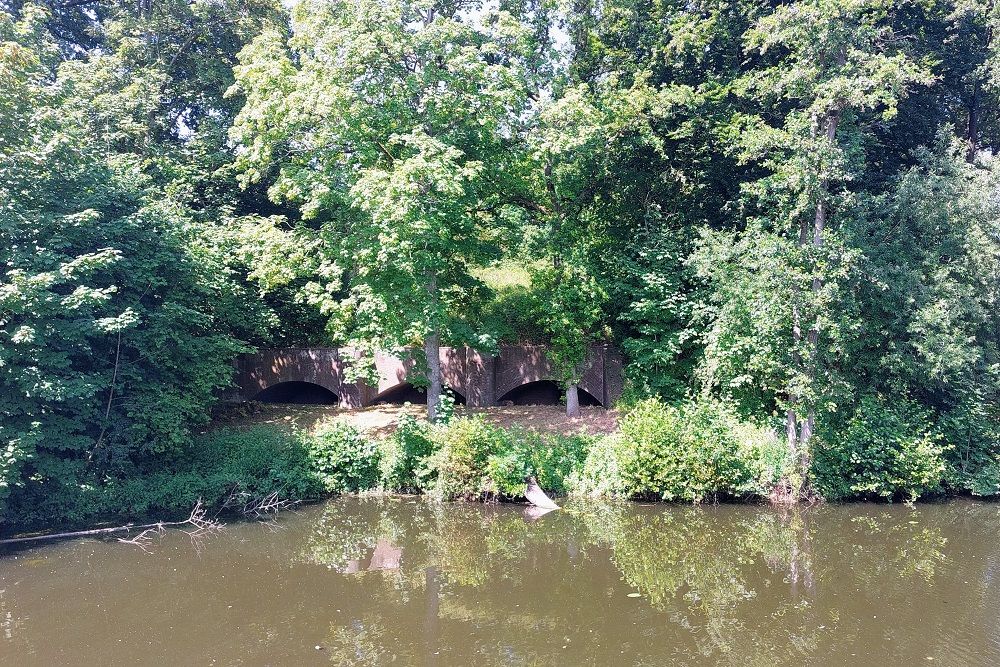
[5,0,1000,528]
[5,426,325,529]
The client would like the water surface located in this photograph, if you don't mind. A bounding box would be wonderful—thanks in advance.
[3,498,1000,665]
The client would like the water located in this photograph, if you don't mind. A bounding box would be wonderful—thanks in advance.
[3,498,1000,666]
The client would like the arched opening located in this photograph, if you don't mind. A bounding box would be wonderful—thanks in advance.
[254,381,339,405]
[498,380,560,406]
[372,382,427,405]
[497,380,603,407]
[370,383,467,406]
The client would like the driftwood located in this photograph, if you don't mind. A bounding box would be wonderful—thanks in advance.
[0,500,223,547]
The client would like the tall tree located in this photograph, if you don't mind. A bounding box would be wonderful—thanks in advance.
[0,6,271,523]
[695,0,933,496]
[231,0,532,420]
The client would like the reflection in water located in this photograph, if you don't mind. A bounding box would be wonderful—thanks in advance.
[3,498,999,665]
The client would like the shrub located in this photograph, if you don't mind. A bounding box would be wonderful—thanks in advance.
[566,434,626,497]
[4,425,324,530]
[424,417,592,500]
[193,426,323,499]
[309,422,381,493]
[434,388,458,425]
[427,417,511,500]
[486,429,590,498]
[938,395,1000,496]
[379,414,437,492]
[812,396,947,501]
[584,397,784,502]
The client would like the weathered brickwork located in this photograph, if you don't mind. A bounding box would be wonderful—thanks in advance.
[231,344,623,407]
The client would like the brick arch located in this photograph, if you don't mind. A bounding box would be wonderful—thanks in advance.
[494,345,606,407]
[234,348,349,406]
[493,346,554,400]
[231,344,622,409]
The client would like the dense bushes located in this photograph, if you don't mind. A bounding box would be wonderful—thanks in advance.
[292,397,995,505]
[378,414,436,493]
[309,423,381,493]
[0,15,276,524]
[379,416,590,501]
[4,426,325,529]
[12,389,998,530]
[812,397,949,502]
[570,399,786,502]
[359,400,784,503]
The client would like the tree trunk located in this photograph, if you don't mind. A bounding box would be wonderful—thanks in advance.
[566,383,580,417]
[425,330,441,422]
[786,406,799,463]
[967,80,980,163]
[785,108,840,496]
[425,272,442,422]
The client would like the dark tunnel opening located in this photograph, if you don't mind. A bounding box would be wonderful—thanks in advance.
[497,380,602,407]
[371,383,467,406]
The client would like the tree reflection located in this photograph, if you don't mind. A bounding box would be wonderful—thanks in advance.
[0,499,968,665]
[298,498,952,666]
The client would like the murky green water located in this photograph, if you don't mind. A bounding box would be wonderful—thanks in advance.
[2,498,1000,666]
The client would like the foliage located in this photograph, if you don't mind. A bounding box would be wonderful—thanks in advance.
[566,435,627,498]
[426,417,510,501]
[229,0,535,417]
[840,143,1000,498]
[309,423,381,493]
[485,429,591,498]
[530,262,608,386]
[8,0,1000,524]
[5,426,323,529]
[0,7,277,525]
[378,414,436,493]
[812,396,948,502]
[434,388,458,425]
[601,398,786,502]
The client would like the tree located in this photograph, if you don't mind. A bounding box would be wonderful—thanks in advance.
[0,5,274,524]
[695,0,933,496]
[231,0,531,420]
[843,140,1000,494]
[530,263,606,416]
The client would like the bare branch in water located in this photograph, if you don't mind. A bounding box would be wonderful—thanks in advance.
[117,525,165,552]
[223,485,298,519]
[244,492,298,518]
[0,499,225,548]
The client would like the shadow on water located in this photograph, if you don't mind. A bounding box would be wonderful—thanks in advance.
[3,498,1000,665]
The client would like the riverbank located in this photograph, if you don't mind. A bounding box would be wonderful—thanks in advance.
[3,398,781,535]
[210,402,621,438]
[4,395,985,537]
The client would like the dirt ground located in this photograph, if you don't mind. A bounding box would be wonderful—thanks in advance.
[212,402,619,438]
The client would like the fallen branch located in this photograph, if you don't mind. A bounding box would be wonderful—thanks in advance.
[117,525,165,552]
[243,491,298,518]
[222,485,298,519]
[0,500,224,547]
